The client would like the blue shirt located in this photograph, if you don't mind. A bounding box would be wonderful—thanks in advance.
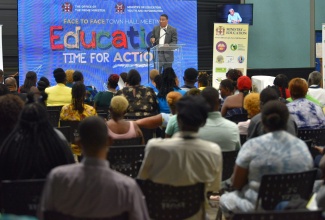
[158,88,186,114]
[144,82,158,94]
[286,98,325,129]
[227,12,242,23]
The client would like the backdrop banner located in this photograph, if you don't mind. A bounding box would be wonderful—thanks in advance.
[212,23,249,88]
[18,1,197,90]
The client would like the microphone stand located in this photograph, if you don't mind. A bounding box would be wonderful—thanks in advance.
[139,29,167,83]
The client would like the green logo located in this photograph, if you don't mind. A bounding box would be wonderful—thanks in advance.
[215,67,227,73]
[230,44,238,51]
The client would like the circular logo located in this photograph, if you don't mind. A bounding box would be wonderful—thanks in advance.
[238,55,245,63]
[230,44,238,51]
[216,41,227,53]
[216,55,224,64]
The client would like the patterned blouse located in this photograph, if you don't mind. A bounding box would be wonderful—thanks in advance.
[60,104,97,121]
[116,86,158,117]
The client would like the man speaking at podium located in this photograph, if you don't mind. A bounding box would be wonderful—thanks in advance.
[150,14,178,73]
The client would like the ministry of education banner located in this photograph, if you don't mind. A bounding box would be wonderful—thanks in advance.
[212,23,249,88]
[323,23,325,88]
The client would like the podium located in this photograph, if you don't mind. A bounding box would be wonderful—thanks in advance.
[151,44,184,74]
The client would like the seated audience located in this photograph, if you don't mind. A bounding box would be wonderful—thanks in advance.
[221,76,251,117]
[40,116,149,219]
[0,69,3,83]
[157,67,186,114]
[116,69,158,117]
[226,69,242,92]
[219,100,313,218]
[18,71,37,93]
[272,74,290,99]
[60,82,97,121]
[181,68,199,91]
[0,94,24,145]
[37,76,50,92]
[65,69,74,88]
[73,70,98,104]
[0,96,75,180]
[0,84,9,96]
[144,69,159,94]
[219,79,235,107]
[4,77,27,101]
[138,95,222,220]
[198,72,209,90]
[94,74,119,109]
[287,78,325,129]
[136,91,182,129]
[107,96,144,143]
[247,87,297,139]
[45,68,72,106]
[307,71,325,106]
[238,93,260,135]
[198,87,241,151]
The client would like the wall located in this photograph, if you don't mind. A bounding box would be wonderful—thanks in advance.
[245,0,311,69]
[315,0,325,30]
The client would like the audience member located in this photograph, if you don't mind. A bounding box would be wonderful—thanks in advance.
[18,71,37,93]
[0,97,75,180]
[73,70,98,104]
[198,87,241,151]
[181,68,198,91]
[119,72,127,84]
[107,96,144,143]
[0,94,24,144]
[198,72,209,90]
[219,100,313,218]
[136,91,182,129]
[0,69,3,83]
[94,74,119,109]
[238,93,260,135]
[247,87,297,139]
[219,79,235,107]
[45,68,72,106]
[144,69,159,93]
[287,78,325,129]
[40,116,149,219]
[308,71,325,106]
[116,69,158,117]
[37,76,50,92]
[0,84,9,96]
[221,76,251,117]
[65,69,74,87]
[153,74,162,92]
[157,67,186,113]
[272,74,290,99]
[4,77,26,102]
[60,82,97,121]
[226,69,242,91]
[138,95,222,219]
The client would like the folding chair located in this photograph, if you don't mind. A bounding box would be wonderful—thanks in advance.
[44,211,128,220]
[297,128,325,158]
[232,210,323,220]
[225,114,248,124]
[112,137,143,146]
[136,179,205,220]
[56,126,72,143]
[222,150,239,181]
[47,110,60,127]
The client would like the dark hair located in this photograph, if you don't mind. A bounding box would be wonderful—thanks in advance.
[161,14,168,20]
[183,68,198,82]
[37,76,50,92]
[201,86,219,112]
[260,87,279,105]
[262,100,288,131]
[220,79,235,92]
[226,69,242,83]
[120,72,127,83]
[0,94,24,143]
[158,67,179,98]
[273,74,289,98]
[126,69,141,86]
[72,82,86,114]
[39,76,50,86]
[0,101,74,180]
[21,71,37,93]
[73,70,84,82]
[198,73,209,87]
[176,96,209,129]
[53,68,66,83]
[78,116,108,150]
[0,84,10,96]
[185,88,201,96]
[154,75,162,91]
[0,69,3,77]
[108,74,119,89]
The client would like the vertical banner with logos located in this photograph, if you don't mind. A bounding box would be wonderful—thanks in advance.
[322,23,325,88]
[212,23,249,88]
[0,25,3,73]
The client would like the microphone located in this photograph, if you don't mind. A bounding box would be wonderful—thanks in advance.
[152,28,167,46]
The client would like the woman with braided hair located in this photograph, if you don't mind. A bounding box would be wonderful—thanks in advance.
[0,95,75,180]
[93,74,119,109]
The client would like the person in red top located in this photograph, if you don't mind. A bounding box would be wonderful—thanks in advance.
[273,74,290,99]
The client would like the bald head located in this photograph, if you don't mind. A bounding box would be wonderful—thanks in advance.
[5,77,17,91]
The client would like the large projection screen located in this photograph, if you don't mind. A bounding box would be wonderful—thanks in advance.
[18,1,197,90]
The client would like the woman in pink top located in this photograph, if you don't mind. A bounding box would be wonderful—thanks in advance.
[107,96,144,143]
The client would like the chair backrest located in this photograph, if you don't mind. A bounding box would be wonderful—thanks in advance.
[222,150,239,181]
[59,121,81,144]
[46,106,63,112]
[225,113,248,124]
[232,210,323,220]
[47,110,60,127]
[136,179,205,220]
[98,112,108,120]
[297,128,325,158]
[240,134,247,145]
[256,169,318,210]
[112,137,142,146]
[56,126,72,143]
[44,211,128,220]
[107,145,145,178]
[1,179,46,216]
